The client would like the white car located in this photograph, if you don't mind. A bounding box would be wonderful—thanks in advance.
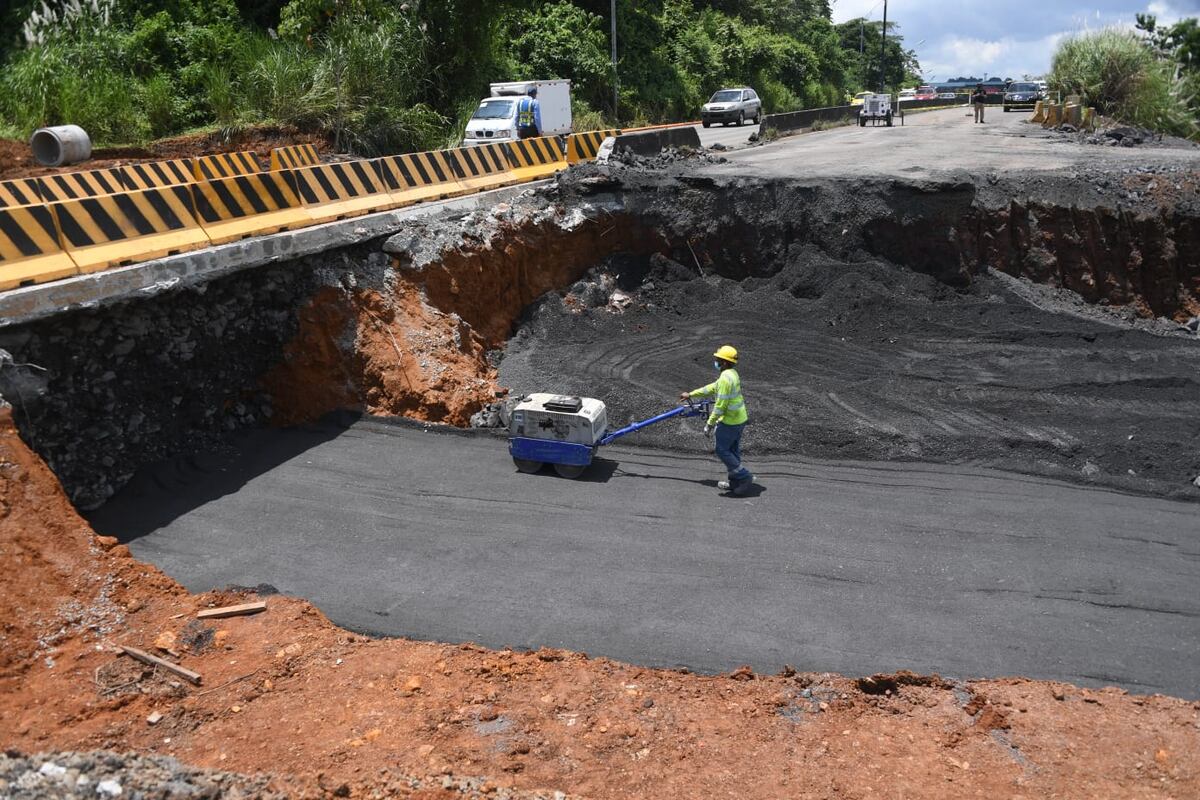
[701,88,762,127]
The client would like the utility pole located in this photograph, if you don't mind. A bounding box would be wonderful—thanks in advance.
[878,0,888,92]
[611,0,619,119]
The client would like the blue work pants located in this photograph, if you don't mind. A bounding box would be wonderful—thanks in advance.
[714,422,752,483]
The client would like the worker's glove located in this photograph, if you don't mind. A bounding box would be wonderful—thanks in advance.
[703,424,713,437]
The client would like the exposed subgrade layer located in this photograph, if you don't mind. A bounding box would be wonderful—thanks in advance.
[504,165,1200,500]
[1,164,1198,510]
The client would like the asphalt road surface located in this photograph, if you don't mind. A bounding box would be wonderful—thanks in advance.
[714,105,1200,177]
[694,119,759,150]
[91,416,1200,699]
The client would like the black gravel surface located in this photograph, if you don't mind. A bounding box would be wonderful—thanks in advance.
[499,247,1200,500]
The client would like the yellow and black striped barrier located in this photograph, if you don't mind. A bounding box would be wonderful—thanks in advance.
[0,178,44,209]
[193,151,261,181]
[0,127,631,292]
[191,171,309,244]
[371,151,468,208]
[269,144,320,171]
[445,143,517,193]
[502,137,568,181]
[50,186,210,273]
[292,161,390,224]
[0,204,78,290]
[1042,104,1063,129]
[119,159,195,191]
[37,167,126,203]
[566,129,620,164]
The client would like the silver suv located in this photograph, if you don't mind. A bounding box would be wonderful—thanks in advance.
[701,88,762,127]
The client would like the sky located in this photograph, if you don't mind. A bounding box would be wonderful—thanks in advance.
[830,0,1199,83]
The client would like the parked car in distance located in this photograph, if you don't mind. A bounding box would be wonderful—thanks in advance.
[1003,81,1043,111]
[898,88,917,102]
[937,92,958,100]
[701,88,762,127]
[850,91,872,106]
[914,85,937,101]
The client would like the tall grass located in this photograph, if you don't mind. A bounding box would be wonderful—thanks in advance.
[0,4,446,153]
[1050,28,1195,137]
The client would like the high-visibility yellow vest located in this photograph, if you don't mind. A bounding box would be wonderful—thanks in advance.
[518,97,536,128]
[689,368,748,426]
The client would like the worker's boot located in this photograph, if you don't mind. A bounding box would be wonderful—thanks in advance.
[731,474,755,496]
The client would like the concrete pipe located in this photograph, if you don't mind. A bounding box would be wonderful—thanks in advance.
[30,125,92,167]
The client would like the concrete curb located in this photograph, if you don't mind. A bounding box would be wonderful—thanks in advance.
[0,181,549,328]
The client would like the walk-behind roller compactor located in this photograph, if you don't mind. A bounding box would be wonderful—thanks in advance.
[508,393,712,478]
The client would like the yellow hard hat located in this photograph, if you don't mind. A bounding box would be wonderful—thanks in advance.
[713,345,738,364]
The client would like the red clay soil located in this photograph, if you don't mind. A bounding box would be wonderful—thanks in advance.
[1,405,1198,799]
[0,125,332,180]
[265,214,663,427]
[263,285,498,427]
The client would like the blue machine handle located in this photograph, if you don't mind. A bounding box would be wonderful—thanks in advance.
[598,399,712,447]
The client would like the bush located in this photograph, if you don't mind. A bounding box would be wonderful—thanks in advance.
[1051,28,1195,137]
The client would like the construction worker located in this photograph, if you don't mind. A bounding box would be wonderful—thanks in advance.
[680,345,754,495]
[972,84,987,123]
[517,87,541,140]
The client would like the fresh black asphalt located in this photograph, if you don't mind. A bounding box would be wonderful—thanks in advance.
[89,416,1200,698]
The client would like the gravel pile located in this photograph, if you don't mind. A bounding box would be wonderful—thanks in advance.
[0,751,281,799]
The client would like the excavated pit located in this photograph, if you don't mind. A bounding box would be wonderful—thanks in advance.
[0,164,1196,509]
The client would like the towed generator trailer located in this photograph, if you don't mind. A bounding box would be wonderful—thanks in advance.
[508,393,713,478]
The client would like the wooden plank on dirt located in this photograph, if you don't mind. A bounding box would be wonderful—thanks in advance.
[120,645,202,685]
[196,601,268,620]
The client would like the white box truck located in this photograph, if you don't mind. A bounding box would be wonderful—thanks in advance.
[463,80,572,146]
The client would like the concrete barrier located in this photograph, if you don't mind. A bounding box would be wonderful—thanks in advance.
[611,127,702,157]
[1042,104,1063,129]
[51,186,210,272]
[1030,101,1046,124]
[292,161,391,224]
[0,178,44,209]
[371,151,470,209]
[567,129,621,164]
[37,168,126,203]
[759,105,855,137]
[269,144,320,171]
[444,144,518,193]
[1063,104,1083,128]
[0,204,78,289]
[119,159,195,190]
[193,151,261,181]
[192,171,309,244]
[502,137,569,181]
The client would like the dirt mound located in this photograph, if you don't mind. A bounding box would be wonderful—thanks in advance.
[0,125,332,180]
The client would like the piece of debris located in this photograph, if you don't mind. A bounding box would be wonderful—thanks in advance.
[120,646,202,686]
[728,665,755,681]
[197,601,267,620]
[97,778,123,796]
[154,631,181,658]
[146,711,164,725]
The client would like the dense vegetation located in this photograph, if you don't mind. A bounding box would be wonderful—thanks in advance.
[0,0,920,152]
[1050,14,1198,138]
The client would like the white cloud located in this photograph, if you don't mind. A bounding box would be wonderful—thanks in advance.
[829,0,1197,80]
